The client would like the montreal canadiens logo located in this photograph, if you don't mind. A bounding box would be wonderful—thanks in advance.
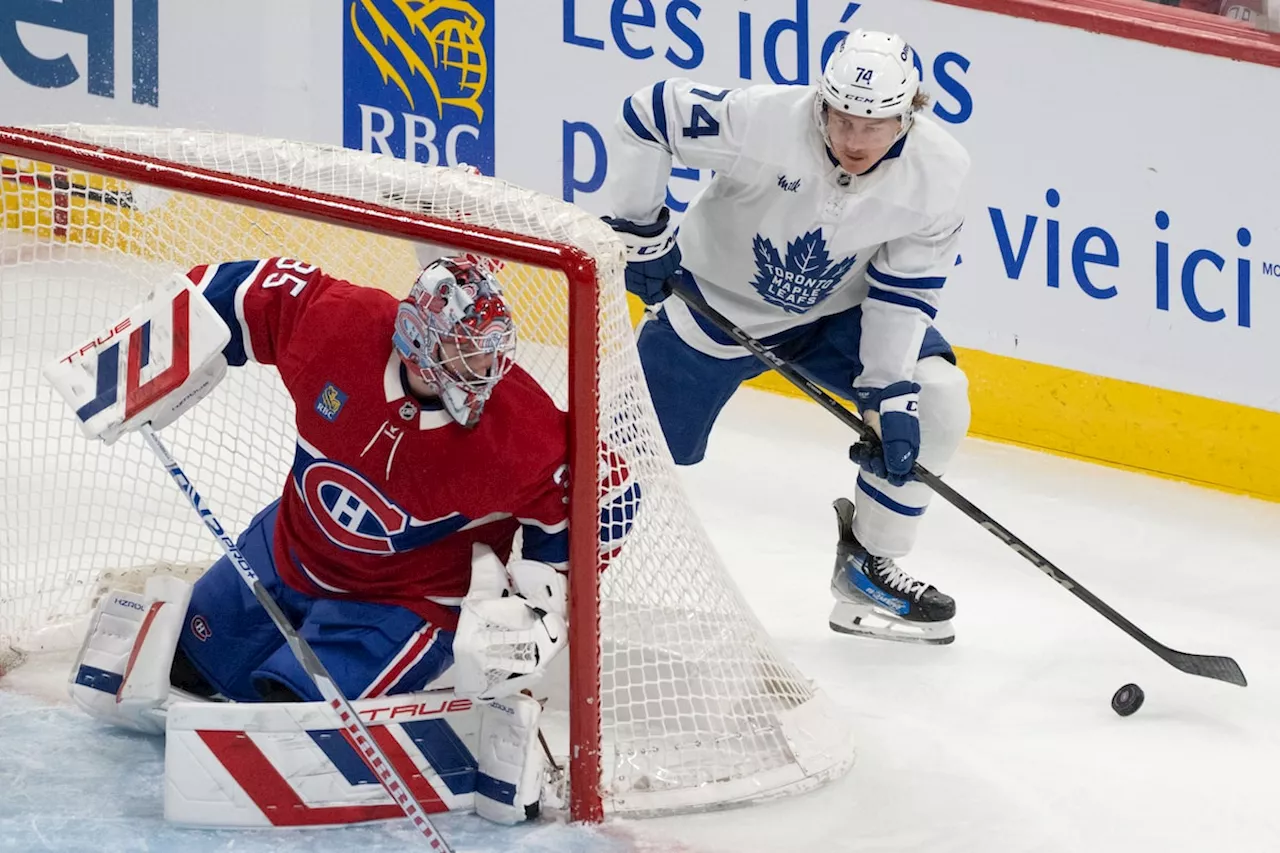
[299,461,408,554]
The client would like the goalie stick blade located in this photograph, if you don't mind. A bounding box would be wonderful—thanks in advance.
[1163,651,1247,686]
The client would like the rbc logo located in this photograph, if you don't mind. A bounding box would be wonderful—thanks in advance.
[314,383,348,422]
[300,461,409,555]
[343,0,495,173]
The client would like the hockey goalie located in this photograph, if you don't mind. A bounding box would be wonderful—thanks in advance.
[44,253,636,828]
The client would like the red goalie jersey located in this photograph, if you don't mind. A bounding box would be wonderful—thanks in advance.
[188,258,627,630]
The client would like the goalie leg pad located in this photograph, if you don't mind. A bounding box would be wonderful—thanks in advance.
[164,690,483,828]
[70,576,193,734]
[475,694,545,824]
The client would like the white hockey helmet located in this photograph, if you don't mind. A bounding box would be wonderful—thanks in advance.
[392,256,516,429]
[818,29,920,128]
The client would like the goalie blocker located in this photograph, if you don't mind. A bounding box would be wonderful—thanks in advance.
[43,272,232,445]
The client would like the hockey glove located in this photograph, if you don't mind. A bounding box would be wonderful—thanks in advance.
[602,207,682,305]
[849,381,922,487]
[453,559,568,701]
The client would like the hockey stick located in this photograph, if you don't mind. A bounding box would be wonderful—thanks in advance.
[138,425,455,850]
[668,286,1247,687]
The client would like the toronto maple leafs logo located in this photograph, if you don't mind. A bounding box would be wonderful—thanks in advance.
[749,230,858,313]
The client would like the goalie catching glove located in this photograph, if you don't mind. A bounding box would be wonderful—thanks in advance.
[452,557,567,701]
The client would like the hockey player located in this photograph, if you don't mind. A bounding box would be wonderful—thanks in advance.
[67,254,627,823]
[604,30,971,644]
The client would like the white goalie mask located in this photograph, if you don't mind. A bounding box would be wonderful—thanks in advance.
[392,256,516,429]
[815,29,920,150]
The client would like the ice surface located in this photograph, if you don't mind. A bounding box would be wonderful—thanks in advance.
[3,386,1278,852]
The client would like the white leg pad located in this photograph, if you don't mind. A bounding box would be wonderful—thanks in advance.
[475,695,545,824]
[69,576,192,734]
[164,691,482,828]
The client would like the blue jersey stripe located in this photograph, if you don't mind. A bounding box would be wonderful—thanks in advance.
[601,481,641,549]
[651,80,670,145]
[623,96,659,144]
[867,264,946,290]
[676,273,821,349]
[867,286,938,319]
[200,260,262,366]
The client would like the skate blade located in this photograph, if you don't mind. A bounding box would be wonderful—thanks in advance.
[828,601,955,646]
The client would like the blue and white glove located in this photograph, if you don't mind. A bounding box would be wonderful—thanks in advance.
[849,381,922,487]
[602,207,681,305]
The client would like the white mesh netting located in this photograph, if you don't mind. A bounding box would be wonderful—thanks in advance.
[0,125,854,817]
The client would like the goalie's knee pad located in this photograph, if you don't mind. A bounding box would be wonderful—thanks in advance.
[69,576,195,734]
[475,694,544,824]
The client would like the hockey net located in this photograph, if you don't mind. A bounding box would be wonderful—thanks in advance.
[0,125,854,820]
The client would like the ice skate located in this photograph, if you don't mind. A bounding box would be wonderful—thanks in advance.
[828,497,956,645]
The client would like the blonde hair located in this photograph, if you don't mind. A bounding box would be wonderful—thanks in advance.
[912,90,932,111]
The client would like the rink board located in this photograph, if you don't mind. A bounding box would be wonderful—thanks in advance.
[625,294,1280,502]
[748,345,1280,501]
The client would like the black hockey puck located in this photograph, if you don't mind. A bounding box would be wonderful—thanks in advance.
[1111,683,1145,717]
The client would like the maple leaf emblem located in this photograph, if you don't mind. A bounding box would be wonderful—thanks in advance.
[748,229,858,314]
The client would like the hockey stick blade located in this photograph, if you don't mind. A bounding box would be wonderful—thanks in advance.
[1161,651,1247,687]
[669,284,1247,687]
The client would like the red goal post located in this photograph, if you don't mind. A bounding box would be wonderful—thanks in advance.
[0,125,855,822]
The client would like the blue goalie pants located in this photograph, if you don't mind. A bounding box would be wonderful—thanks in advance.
[176,500,454,702]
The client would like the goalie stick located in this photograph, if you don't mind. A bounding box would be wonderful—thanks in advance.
[669,284,1247,688]
[45,273,454,846]
[138,425,456,851]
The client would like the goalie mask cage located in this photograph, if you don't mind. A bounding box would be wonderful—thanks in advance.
[0,125,855,821]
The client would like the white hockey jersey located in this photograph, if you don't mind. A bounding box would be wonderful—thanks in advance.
[606,78,970,389]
